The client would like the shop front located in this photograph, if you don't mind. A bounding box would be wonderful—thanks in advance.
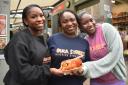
[74,0,112,23]
[51,0,67,33]
[51,0,112,34]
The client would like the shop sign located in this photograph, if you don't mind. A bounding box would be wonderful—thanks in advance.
[51,2,65,15]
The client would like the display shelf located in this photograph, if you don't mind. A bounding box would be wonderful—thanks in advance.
[112,12,128,51]
[112,12,128,25]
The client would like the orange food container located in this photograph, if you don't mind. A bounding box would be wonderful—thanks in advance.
[59,58,82,72]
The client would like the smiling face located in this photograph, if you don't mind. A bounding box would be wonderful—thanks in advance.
[23,6,45,32]
[60,11,78,36]
[80,14,96,35]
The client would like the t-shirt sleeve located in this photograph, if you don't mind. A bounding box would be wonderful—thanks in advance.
[84,40,90,62]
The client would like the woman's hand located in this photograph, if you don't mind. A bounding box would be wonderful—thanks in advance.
[71,66,84,76]
[42,56,51,64]
[50,68,64,76]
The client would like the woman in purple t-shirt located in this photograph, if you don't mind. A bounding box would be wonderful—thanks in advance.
[71,12,127,85]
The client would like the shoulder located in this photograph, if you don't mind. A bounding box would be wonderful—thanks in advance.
[102,23,118,32]
[48,33,62,42]
[48,33,62,39]
[101,23,121,44]
[77,36,89,45]
[51,33,62,37]
[101,23,119,37]
[10,29,31,44]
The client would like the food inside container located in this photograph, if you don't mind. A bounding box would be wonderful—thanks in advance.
[59,58,82,75]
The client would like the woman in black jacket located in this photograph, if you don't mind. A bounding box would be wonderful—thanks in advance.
[3,4,51,85]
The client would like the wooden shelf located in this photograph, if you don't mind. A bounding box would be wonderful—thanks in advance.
[112,12,128,50]
[112,12,128,25]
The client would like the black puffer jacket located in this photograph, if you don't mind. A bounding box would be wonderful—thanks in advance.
[4,28,51,85]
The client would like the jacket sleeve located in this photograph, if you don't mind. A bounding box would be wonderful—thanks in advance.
[5,39,51,84]
[82,23,125,78]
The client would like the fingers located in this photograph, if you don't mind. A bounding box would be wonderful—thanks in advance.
[42,56,51,64]
[76,55,83,59]
[50,67,84,77]
[50,68,64,76]
[71,68,84,76]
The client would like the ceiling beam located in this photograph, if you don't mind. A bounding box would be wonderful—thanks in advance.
[13,0,21,24]
[115,0,128,3]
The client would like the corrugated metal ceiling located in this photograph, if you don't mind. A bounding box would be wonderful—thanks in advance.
[10,0,60,11]
[10,0,60,25]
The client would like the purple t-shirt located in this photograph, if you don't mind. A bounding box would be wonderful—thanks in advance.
[86,24,120,84]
